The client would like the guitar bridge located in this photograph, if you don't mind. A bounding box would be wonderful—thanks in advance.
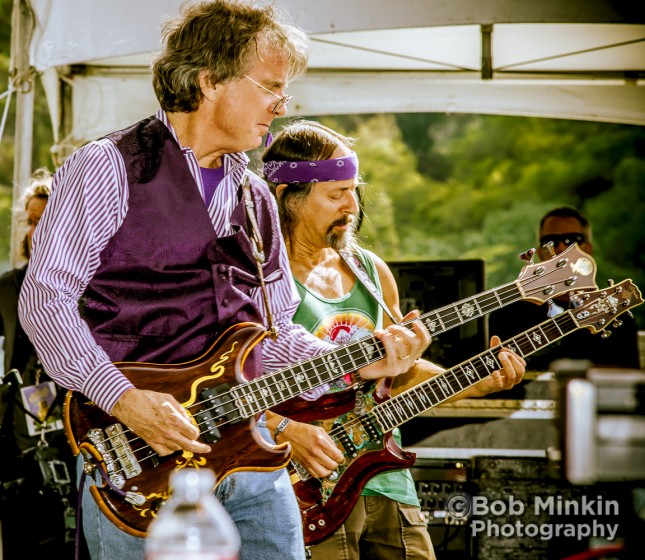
[87,424,142,487]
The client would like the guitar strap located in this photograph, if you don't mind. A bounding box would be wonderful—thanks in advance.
[338,248,399,325]
[338,248,402,415]
[242,175,279,339]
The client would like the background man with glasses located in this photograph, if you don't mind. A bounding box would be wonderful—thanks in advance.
[489,206,639,371]
[18,2,430,559]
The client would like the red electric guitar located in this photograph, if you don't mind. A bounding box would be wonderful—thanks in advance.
[280,280,642,546]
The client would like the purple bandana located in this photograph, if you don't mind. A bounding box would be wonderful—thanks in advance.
[263,152,359,184]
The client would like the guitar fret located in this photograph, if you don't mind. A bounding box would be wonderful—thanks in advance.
[319,353,342,383]
[459,363,478,384]
[450,369,464,391]
[403,398,420,417]
[414,386,433,410]
[435,374,454,399]
[357,337,383,365]
[275,370,291,402]
[232,385,254,417]
[478,352,500,375]
[390,400,406,426]
[289,364,303,394]
[491,288,505,310]
[255,375,271,410]
[471,296,484,318]
[426,379,442,403]
[497,284,521,309]
[379,404,397,432]
[525,325,550,351]
[310,356,328,387]
[344,344,359,371]
[453,306,464,325]
[552,318,566,336]
[503,339,524,358]
[422,312,444,336]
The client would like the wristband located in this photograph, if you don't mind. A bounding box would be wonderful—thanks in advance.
[273,417,291,442]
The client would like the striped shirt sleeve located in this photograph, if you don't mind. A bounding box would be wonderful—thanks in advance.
[18,139,134,413]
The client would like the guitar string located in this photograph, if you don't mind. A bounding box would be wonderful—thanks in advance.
[97,267,585,471]
[98,269,580,476]
[291,316,578,482]
[322,315,578,461]
[184,264,584,426]
[185,264,580,422]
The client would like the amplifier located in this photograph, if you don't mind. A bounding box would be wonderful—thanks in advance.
[407,450,633,560]
[409,457,470,526]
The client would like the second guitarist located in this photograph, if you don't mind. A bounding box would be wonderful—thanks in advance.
[262,121,526,559]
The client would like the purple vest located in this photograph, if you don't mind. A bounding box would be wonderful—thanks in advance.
[79,116,282,379]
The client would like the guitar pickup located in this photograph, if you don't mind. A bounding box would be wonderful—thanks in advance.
[332,421,357,457]
[358,415,381,442]
[194,383,238,443]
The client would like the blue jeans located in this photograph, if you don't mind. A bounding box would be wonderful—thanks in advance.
[78,425,305,560]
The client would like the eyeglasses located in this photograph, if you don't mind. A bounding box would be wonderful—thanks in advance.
[243,75,293,114]
[539,233,586,248]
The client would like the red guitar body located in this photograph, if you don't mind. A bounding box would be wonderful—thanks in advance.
[273,380,416,546]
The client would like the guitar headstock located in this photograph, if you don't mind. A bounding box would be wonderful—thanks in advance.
[516,243,597,304]
[571,279,643,334]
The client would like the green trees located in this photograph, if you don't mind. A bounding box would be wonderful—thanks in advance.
[312,113,645,326]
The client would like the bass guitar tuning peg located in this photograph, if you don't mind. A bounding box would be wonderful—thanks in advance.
[519,248,536,264]
[541,241,556,260]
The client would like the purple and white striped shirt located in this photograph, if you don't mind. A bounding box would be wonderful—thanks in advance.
[18,110,331,413]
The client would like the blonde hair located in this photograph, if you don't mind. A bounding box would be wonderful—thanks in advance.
[22,167,52,208]
[20,168,52,259]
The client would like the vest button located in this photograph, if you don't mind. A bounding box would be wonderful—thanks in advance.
[218,264,227,273]
[221,299,229,307]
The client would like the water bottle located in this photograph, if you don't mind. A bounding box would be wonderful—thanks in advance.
[145,468,240,560]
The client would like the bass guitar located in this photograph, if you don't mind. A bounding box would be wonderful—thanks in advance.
[64,243,596,536]
[281,280,643,546]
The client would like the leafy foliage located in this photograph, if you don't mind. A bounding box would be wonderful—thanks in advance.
[313,113,645,326]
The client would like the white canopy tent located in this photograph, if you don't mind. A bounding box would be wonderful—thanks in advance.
[8,0,645,263]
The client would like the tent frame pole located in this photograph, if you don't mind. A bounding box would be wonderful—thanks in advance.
[9,0,35,268]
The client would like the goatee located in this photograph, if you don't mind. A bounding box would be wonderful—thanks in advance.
[327,218,356,250]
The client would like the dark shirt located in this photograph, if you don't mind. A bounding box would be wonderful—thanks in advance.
[488,299,640,371]
[0,265,79,557]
